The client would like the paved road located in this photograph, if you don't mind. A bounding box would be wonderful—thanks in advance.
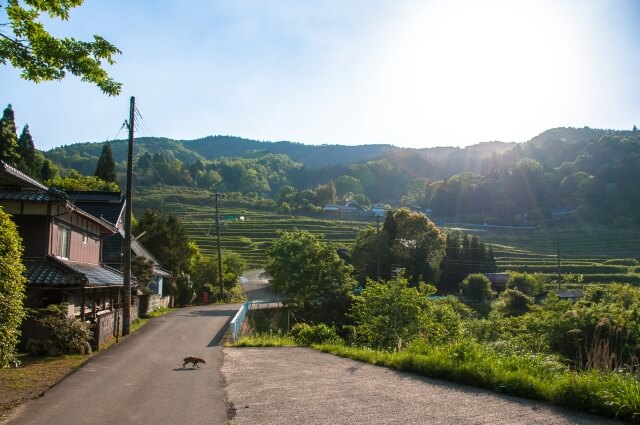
[222,347,622,425]
[240,269,278,303]
[8,304,239,425]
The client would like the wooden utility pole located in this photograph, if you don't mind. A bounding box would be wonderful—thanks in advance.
[215,193,224,300]
[376,215,381,281]
[122,96,135,336]
[556,229,561,290]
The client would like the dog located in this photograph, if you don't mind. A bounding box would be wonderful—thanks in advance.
[182,355,206,368]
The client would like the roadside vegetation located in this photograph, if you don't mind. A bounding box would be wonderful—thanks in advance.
[232,216,640,422]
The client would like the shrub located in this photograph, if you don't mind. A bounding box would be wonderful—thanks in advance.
[0,208,27,368]
[291,323,340,345]
[495,289,532,317]
[38,315,92,354]
[460,274,493,302]
[350,276,429,350]
[506,272,544,296]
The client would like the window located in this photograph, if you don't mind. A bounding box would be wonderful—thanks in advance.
[57,225,70,258]
[82,234,88,244]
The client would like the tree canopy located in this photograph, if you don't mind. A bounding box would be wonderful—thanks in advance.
[1,0,122,95]
[266,230,355,323]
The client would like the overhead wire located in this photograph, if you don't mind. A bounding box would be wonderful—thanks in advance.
[130,105,214,237]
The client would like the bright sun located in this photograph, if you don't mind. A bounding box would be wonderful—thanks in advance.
[356,0,590,146]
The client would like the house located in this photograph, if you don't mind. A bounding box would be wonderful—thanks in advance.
[550,207,577,221]
[0,161,127,348]
[484,273,509,291]
[67,190,172,298]
[323,204,340,216]
[371,203,386,218]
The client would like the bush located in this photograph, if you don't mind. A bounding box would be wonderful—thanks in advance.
[291,323,340,345]
[495,289,532,317]
[460,274,493,302]
[506,272,543,296]
[0,208,27,368]
[38,315,92,354]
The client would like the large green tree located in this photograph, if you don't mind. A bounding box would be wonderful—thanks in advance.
[0,0,121,95]
[266,230,356,323]
[94,143,117,183]
[0,104,20,166]
[0,208,27,368]
[134,209,197,275]
[17,124,36,175]
[386,208,447,284]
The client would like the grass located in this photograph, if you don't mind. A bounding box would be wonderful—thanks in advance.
[228,333,640,422]
[0,306,174,420]
[231,334,296,347]
[0,353,87,419]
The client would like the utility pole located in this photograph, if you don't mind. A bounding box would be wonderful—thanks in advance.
[556,229,561,290]
[122,96,135,336]
[376,215,381,281]
[215,193,224,300]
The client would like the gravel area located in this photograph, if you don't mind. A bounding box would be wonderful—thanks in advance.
[222,347,622,425]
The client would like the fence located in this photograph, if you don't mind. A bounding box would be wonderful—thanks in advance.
[230,301,250,341]
[229,300,284,341]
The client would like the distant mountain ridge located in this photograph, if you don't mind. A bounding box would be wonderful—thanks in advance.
[45,133,517,176]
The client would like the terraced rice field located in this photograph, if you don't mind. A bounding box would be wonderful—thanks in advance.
[474,225,640,284]
[133,187,640,284]
[159,200,365,268]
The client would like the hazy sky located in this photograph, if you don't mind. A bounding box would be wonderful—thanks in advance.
[2,0,639,151]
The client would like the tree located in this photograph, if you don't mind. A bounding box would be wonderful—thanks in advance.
[94,143,117,183]
[131,256,155,294]
[16,124,36,175]
[351,225,391,283]
[506,272,543,296]
[266,230,356,324]
[387,208,447,284]
[46,170,118,191]
[40,159,57,181]
[350,275,433,350]
[439,232,497,294]
[460,273,492,302]
[0,104,20,166]
[0,0,122,95]
[0,208,27,367]
[134,210,196,275]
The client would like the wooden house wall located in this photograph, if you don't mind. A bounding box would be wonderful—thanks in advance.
[11,215,49,257]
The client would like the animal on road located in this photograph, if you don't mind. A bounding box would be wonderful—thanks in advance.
[182,355,206,368]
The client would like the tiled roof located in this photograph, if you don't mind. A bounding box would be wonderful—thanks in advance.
[24,258,85,287]
[0,188,61,202]
[0,161,48,190]
[66,191,125,226]
[24,257,124,288]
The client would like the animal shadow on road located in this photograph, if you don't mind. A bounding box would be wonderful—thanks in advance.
[173,367,200,372]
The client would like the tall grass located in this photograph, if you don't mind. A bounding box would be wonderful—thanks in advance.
[315,341,640,422]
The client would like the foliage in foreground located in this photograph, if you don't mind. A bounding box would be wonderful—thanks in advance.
[0,208,27,368]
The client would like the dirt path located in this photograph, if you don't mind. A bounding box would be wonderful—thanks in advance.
[222,347,622,425]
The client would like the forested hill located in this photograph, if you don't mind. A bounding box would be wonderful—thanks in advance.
[46,134,514,176]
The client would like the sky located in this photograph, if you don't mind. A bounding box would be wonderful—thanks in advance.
[2,0,639,151]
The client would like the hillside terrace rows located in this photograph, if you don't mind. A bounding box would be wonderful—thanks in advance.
[154,201,640,283]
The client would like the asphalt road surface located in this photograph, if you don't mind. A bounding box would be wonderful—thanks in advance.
[222,347,622,425]
[240,269,277,303]
[7,303,239,425]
